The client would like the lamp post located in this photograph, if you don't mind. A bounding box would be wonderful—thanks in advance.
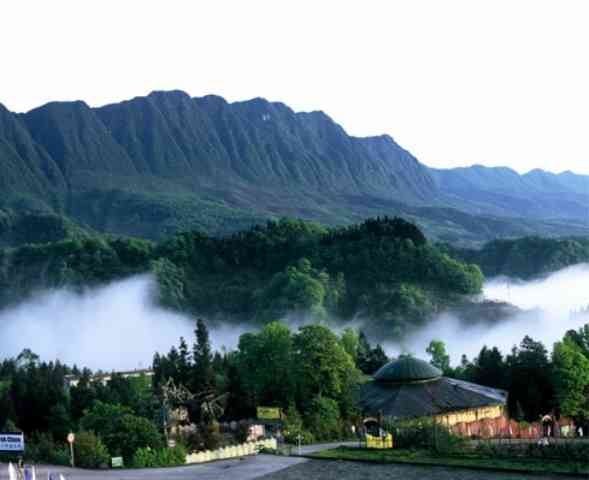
[67,433,75,468]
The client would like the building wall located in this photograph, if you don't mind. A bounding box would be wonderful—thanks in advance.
[434,404,504,427]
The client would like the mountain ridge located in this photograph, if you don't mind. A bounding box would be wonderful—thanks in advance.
[1,90,588,244]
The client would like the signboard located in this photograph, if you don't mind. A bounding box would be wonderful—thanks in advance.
[257,406,281,420]
[0,432,24,452]
[67,432,75,444]
[112,456,124,468]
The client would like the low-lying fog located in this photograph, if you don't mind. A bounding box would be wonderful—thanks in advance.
[0,276,245,371]
[0,264,588,370]
[393,263,589,362]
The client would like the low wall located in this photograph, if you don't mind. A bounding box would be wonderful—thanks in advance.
[185,438,277,464]
[450,416,576,439]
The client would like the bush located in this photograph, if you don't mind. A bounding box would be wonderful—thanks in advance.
[284,429,315,445]
[305,396,342,441]
[202,421,221,451]
[22,432,70,466]
[131,445,187,468]
[185,429,204,452]
[236,422,250,443]
[386,419,465,454]
[80,402,164,463]
[75,431,110,469]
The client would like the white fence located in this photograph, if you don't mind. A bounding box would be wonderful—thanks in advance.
[185,438,277,464]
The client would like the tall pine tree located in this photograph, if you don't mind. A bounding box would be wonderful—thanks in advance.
[193,319,214,394]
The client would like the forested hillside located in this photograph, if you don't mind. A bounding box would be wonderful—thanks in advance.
[0,217,483,338]
[1,91,588,245]
[443,236,589,279]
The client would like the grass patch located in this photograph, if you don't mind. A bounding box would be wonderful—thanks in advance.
[309,447,589,476]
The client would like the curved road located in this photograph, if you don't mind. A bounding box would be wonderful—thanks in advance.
[0,443,353,480]
[1,442,580,479]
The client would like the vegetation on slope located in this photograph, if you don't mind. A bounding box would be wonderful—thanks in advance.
[443,236,589,279]
[0,216,483,338]
[2,92,589,244]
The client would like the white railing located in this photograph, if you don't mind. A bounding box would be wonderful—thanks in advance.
[185,438,277,464]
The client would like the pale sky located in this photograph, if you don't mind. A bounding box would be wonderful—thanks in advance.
[2,0,588,174]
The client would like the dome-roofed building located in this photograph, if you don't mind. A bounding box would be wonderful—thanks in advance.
[359,356,508,427]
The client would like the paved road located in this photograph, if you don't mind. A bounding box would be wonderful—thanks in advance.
[260,460,583,480]
[4,442,576,480]
[0,443,354,480]
[1,455,306,480]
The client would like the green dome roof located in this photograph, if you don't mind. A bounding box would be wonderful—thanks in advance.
[374,357,442,383]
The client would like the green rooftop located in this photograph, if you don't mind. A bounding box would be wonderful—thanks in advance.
[373,357,442,383]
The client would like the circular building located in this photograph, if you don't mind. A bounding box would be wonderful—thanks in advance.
[359,357,507,427]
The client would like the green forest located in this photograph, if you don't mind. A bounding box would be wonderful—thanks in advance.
[0,216,484,339]
[443,236,589,279]
[2,319,589,468]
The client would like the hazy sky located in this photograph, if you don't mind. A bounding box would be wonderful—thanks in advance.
[2,1,588,174]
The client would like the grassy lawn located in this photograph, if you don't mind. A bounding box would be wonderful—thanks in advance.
[309,447,589,476]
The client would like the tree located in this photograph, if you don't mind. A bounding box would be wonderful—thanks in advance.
[293,325,359,411]
[474,346,505,388]
[193,319,214,393]
[426,340,450,373]
[178,337,192,387]
[306,396,342,441]
[70,369,97,421]
[552,336,589,418]
[340,328,359,362]
[254,258,328,322]
[75,431,110,469]
[80,401,163,463]
[237,322,295,408]
[505,336,554,420]
[565,325,589,360]
[357,331,389,374]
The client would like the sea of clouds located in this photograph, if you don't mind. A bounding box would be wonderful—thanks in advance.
[1,264,588,370]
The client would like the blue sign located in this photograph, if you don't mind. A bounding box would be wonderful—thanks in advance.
[0,432,24,452]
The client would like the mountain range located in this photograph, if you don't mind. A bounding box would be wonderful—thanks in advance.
[1,90,588,245]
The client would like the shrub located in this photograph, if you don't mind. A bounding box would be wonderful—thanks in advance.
[236,422,250,443]
[22,432,70,466]
[202,421,221,451]
[185,429,204,452]
[75,431,110,469]
[131,445,187,468]
[305,396,342,441]
[386,419,465,454]
[284,429,315,445]
[80,402,164,463]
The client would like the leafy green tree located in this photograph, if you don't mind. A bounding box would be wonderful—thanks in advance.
[47,404,72,442]
[305,396,342,441]
[237,322,295,408]
[80,401,163,463]
[473,346,505,388]
[70,370,97,421]
[255,258,328,322]
[552,336,589,418]
[426,340,451,374]
[75,431,110,468]
[505,336,555,420]
[357,331,389,374]
[565,325,589,359]
[340,328,360,362]
[293,325,359,411]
